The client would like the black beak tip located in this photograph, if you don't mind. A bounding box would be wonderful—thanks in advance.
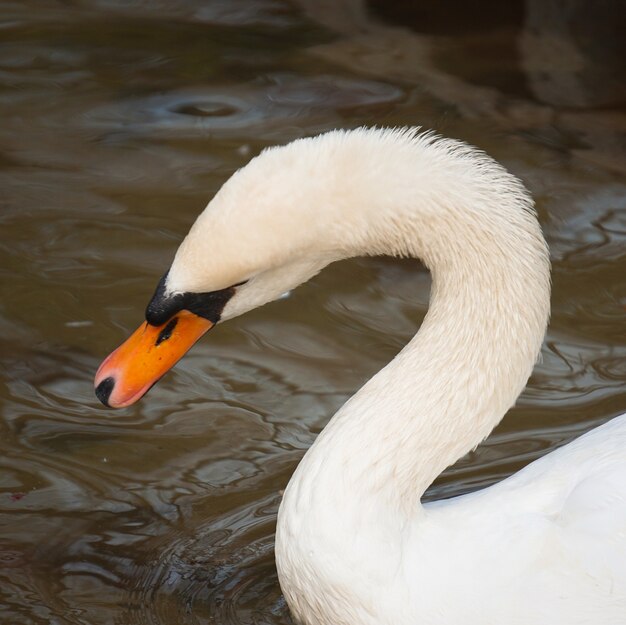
[95,377,115,407]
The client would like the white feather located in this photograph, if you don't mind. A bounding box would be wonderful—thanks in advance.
[169,128,626,624]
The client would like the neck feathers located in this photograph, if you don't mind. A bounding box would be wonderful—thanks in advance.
[279,127,550,506]
[273,130,550,625]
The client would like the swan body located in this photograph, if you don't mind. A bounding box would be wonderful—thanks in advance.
[96,128,626,624]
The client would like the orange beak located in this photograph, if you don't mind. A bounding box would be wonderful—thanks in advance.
[94,310,213,408]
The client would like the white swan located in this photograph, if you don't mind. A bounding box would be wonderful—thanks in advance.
[95,128,626,624]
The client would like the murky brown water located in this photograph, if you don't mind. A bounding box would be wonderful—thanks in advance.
[1,1,625,623]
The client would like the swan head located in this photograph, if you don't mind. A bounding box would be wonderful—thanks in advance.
[94,132,357,408]
[94,126,547,408]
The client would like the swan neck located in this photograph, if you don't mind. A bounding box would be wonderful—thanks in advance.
[274,131,550,625]
[285,136,551,507]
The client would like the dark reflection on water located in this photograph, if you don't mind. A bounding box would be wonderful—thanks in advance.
[0,0,625,623]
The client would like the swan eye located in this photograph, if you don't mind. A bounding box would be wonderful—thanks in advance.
[145,271,244,326]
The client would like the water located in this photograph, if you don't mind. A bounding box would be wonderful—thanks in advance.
[1,1,625,623]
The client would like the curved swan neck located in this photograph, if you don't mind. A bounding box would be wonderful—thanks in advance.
[276,130,551,510]
[274,131,550,625]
